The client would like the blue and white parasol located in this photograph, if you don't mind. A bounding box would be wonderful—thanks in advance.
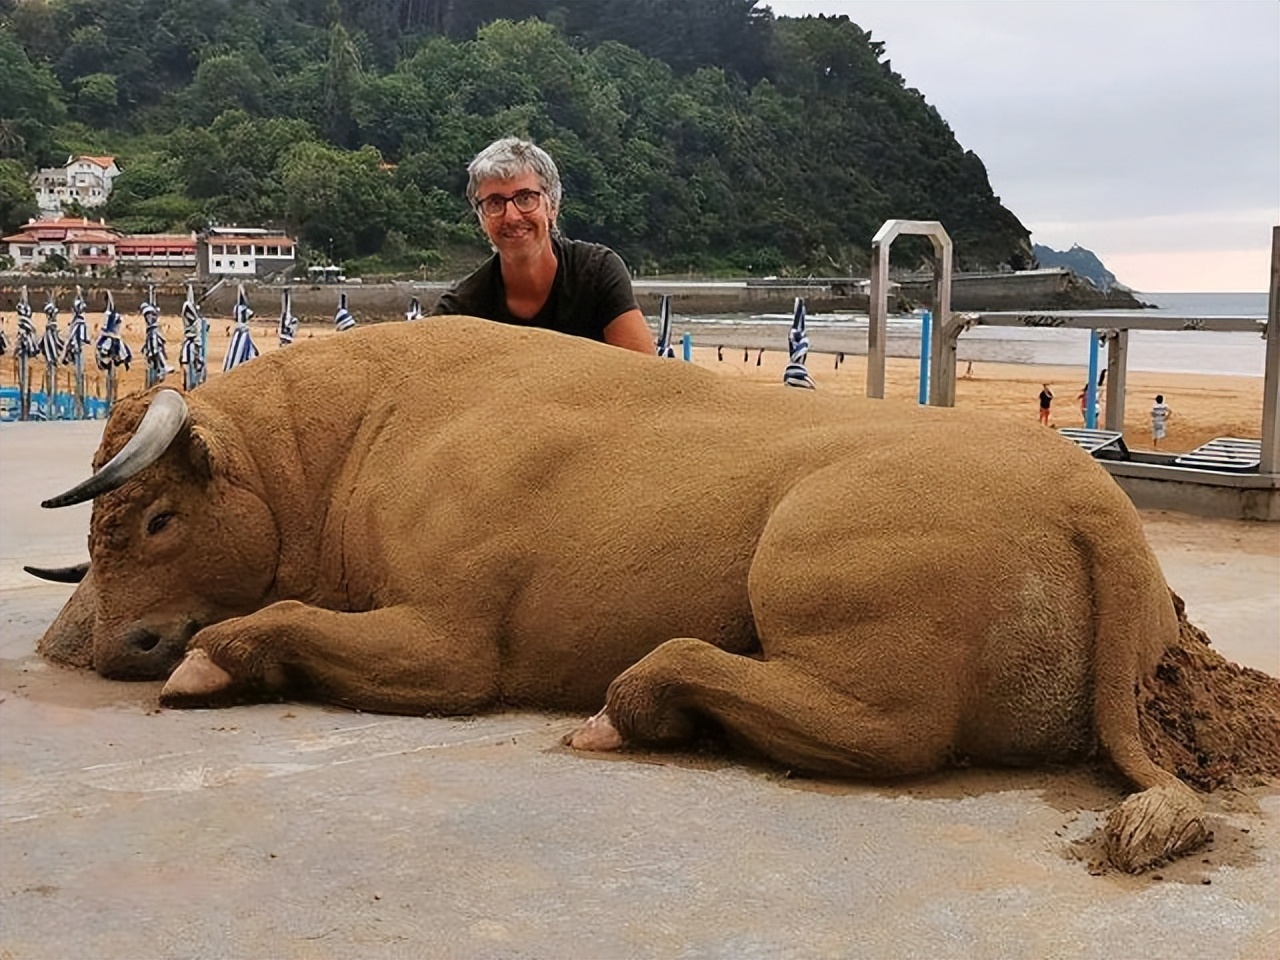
[61,288,91,417]
[334,291,356,332]
[782,297,815,390]
[223,284,259,371]
[406,296,423,322]
[40,300,65,366]
[179,283,207,390]
[655,294,675,358]
[94,291,132,371]
[278,287,299,346]
[140,293,168,387]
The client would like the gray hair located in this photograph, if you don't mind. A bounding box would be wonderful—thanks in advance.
[466,137,563,213]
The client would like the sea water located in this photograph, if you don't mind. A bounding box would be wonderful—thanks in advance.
[958,292,1268,377]
[697,292,1269,377]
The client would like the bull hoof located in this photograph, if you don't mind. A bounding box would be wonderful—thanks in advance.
[160,649,233,707]
[567,709,624,752]
[1103,783,1210,873]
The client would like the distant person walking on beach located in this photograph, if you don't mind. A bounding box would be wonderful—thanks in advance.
[430,137,654,354]
[1038,384,1053,425]
[1151,394,1172,447]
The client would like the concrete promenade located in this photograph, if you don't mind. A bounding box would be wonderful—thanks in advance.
[1,420,1277,959]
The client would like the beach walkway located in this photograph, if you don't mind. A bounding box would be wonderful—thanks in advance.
[1,421,1276,959]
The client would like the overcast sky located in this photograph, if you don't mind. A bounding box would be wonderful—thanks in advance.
[769,1,1279,292]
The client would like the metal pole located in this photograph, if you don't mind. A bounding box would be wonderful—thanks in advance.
[1104,329,1129,433]
[1261,225,1280,474]
[917,310,931,405]
[867,237,889,399]
[1085,330,1099,429]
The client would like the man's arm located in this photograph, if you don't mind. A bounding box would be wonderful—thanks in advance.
[604,308,655,354]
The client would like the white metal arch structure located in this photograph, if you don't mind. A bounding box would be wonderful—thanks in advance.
[867,219,953,400]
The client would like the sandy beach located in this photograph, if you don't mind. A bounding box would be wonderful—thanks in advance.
[3,316,1266,455]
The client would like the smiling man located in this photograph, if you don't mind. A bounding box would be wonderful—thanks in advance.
[430,137,655,354]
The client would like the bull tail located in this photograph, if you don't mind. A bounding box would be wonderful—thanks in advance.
[1082,508,1209,872]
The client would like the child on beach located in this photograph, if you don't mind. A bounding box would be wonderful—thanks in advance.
[1038,384,1053,425]
[1076,385,1099,425]
[1151,394,1172,447]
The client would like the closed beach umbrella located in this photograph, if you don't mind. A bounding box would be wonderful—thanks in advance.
[406,296,423,322]
[61,289,91,417]
[0,317,8,357]
[655,294,676,358]
[278,287,299,346]
[16,290,41,419]
[224,284,259,371]
[783,297,815,390]
[40,299,65,417]
[179,283,207,390]
[94,291,132,410]
[334,291,356,331]
[140,293,168,388]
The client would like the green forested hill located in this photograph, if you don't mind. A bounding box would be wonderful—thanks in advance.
[0,0,1034,277]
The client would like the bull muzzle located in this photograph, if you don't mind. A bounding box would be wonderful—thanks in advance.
[94,617,202,681]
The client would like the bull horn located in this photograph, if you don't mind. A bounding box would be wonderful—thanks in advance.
[24,562,90,583]
[42,389,190,508]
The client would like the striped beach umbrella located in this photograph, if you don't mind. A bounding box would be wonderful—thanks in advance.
[40,299,65,418]
[223,284,259,371]
[278,287,299,346]
[140,291,168,388]
[655,294,676,358]
[334,291,356,331]
[16,289,41,420]
[783,297,815,390]
[179,283,207,391]
[0,315,8,357]
[94,291,132,410]
[406,296,423,322]
[60,288,91,417]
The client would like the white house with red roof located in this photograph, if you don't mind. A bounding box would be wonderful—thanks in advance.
[2,217,197,277]
[31,155,121,216]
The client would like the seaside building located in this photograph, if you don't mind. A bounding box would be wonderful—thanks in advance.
[30,155,120,216]
[2,217,120,275]
[197,227,297,281]
[3,219,295,280]
[114,234,198,279]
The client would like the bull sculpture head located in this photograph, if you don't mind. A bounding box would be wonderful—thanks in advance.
[32,388,280,680]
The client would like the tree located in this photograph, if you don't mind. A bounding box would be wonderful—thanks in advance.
[0,25,68,164]
[0,159,39,232]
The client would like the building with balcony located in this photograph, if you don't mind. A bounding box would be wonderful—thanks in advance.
[197,227,297,281]
[3,217,120,275]
[114,234,198,278]
[31,156,121,216]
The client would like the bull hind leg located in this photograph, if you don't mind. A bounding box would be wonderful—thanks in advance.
[570,636,950,779]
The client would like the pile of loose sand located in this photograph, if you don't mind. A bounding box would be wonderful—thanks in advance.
[1139,593,1280,790]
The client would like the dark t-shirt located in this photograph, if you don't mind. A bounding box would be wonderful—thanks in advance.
[429,237,639,342]
[1039,389,1053,409]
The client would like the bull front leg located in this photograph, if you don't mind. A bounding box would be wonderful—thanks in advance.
[160,601,501,715]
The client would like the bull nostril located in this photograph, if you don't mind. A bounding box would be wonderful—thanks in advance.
[126,627,162,653]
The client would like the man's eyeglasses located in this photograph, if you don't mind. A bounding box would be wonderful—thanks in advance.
[476,189,544,218]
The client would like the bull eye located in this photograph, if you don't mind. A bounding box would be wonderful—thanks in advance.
[146,512,175,536]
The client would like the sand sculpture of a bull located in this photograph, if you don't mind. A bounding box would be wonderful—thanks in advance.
[33,317,1211,873]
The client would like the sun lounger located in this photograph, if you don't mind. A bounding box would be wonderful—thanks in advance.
[1057,427,1129,457]
[1173,437,1262,472]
